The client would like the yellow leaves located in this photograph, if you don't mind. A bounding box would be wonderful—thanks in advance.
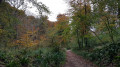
[15,30,39,47]
[109,24,116,27]
[27,31,34,34]
[113,17,118,21]
[40,35,47,42]
[15,39,37,47]
[0,29,4,33]
[0,29,6,35]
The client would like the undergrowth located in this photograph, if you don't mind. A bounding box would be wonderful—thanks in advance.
[0,46,66,67]
[72,43,120,67]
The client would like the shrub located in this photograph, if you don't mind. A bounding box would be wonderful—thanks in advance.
[0,46,66,67]
[114,56,120,67]
[73,43,120,67]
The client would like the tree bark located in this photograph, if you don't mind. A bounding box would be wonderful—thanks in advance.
[118,0,120,18]
[0,0,2,3]
[105,17,115,43]
[76,29,81,48]
[84,0,88,47]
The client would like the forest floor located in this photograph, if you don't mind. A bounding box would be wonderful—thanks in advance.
[64,50,97,67]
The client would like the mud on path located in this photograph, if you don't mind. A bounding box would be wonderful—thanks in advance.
[64,50,97,67]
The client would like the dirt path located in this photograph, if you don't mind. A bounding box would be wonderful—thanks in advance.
[64,50,97,67]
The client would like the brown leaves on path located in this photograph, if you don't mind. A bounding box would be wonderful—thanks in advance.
[64,50,97,67]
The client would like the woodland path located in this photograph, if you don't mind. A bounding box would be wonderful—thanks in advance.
[64,50,97,67]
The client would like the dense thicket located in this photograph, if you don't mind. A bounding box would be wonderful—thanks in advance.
[0,2,66,67]
[67,0,120,67]
[0,0,120,67]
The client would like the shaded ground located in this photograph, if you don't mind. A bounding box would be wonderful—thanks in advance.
[0,61,5,67]
[64,50,97,67]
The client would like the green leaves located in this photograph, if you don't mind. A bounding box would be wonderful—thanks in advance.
[0,2,21,46]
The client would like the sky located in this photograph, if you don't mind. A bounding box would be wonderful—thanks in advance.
[26,0,69,21]
[39,0,69,21]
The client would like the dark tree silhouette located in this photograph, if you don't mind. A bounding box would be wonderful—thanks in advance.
[0,0,2,3]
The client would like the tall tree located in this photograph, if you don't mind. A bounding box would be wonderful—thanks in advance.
[91,0,119,43]
[69,0,91,48]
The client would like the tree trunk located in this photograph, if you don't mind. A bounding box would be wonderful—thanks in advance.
[118,0,120,18]
[76,29,81,48]
[105,17,115,43]
[84,0,88,47]
[0,0,2,3]
[82,36,84,47]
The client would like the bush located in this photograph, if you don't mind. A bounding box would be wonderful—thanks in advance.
[33,47,65,67]
[72,43,120,67]
[87,43,120,66]
[114,56,120,67]
[0,46,66,67]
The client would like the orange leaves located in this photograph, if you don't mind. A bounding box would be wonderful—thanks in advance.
[57,14,69,22]
[15,30,39,47]
[50,14,70,46]
[47,20,55,27]
[55,14,69,27]
[40,35,47,41]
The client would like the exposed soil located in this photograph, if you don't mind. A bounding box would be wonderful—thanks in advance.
[64,50,97,67]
